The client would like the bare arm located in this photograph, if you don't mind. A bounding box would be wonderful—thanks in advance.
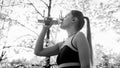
[34,26,62,57]
[73,32,91,68]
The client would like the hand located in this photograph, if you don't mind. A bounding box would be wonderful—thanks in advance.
[44,17,53,28]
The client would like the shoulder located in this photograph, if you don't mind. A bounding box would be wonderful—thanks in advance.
[73,32,90,52]
[56,41,65,49]
[75,31,88,45]
[74,31,85,41]
[72,31,88,47]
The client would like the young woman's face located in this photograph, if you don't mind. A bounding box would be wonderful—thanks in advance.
[60,12,73,29]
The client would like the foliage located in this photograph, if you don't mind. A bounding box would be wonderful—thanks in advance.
[0,0,120,68]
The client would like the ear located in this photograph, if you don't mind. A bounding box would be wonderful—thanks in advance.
[72,17,78,23]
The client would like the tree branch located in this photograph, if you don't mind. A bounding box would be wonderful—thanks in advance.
[0,3,22,7]
[0,0,3,10]
[41,0,48,7]
[28,0,44,18]
[52,0,58,8]
[28,3,44,18]
[48,0,52,17]
[16,21,39,36]
[3,17,39,36]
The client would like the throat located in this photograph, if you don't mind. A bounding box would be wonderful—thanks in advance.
[68,32,77,37]
[67,27,78,38]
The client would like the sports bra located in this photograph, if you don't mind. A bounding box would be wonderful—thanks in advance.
[56,35,81,68]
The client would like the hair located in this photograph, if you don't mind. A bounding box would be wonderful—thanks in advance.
[71,10,85,31]
[71,10,93,65]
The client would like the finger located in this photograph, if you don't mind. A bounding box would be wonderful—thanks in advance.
[44,17,53,26]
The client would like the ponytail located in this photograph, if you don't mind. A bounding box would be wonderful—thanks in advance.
[84,17,93,66]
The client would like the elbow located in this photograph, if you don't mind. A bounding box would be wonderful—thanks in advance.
[34,50,45,56]
[34,51,40,56]
[34,50,41,56]
[34,46,42,56]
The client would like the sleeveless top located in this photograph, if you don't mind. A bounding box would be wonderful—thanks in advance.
[56,35,81,68]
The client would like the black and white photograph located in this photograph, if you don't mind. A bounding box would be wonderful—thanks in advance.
[0,0,120,68]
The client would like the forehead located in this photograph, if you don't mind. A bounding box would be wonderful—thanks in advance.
[65,12,72,17]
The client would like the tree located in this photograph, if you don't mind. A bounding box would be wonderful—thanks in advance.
[0,0,120,67]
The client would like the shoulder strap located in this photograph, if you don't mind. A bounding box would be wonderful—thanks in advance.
[71,35,77,50]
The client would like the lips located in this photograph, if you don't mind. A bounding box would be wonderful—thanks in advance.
[60,21,63,24]
[60,18,64,24]
[58,19,63,25]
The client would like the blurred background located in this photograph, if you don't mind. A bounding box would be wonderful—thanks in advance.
[0,0,120,68]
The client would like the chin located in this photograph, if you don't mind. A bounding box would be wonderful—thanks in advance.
[60,26,64,29]
[60,25,64,29]
[60,26,67,30]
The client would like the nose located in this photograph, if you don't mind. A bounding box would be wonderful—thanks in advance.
[60,18,64,22]
[58,18,64,24]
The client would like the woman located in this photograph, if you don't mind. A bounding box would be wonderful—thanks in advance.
[34,10,93,68]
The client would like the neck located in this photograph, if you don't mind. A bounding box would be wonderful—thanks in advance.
[66,27,78,37]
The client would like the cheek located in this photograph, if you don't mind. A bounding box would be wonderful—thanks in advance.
[63,18,71,24]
